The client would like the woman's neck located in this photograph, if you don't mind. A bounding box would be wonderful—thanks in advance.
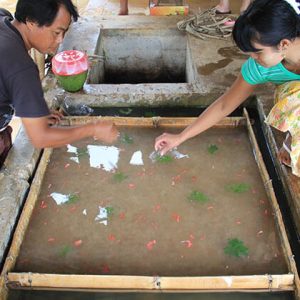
[283,38,300,72]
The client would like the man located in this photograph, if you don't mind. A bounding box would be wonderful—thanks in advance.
[0,0,119,167]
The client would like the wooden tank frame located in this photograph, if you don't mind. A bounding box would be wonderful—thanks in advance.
[0,109,299,299]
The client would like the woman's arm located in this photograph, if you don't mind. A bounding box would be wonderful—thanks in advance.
[155,74,256,155]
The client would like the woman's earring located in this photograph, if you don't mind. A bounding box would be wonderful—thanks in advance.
[281,46,287,59]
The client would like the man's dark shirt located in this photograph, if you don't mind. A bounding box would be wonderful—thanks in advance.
[0,8,49,129]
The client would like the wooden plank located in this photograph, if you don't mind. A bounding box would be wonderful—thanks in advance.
[6,273,294,291]
[0,149,53,300]
[255,102,300,300]
[159,274,294,290]
[1,288,294,293]
[244,108,300,298]
[6,274,153,290]
[59,116,246,128]
[259,103,300,236]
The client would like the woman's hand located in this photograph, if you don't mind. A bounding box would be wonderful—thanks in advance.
[154,133,183,156]
[154,75,256,156]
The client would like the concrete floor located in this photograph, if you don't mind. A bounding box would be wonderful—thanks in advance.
[0,0,243,15]
[81,0,243,16]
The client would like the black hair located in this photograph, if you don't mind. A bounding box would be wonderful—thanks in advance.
[15,0,79,27]
[233,0,300,52]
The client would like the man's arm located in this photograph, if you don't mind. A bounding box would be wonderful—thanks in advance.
[22,117,118,148]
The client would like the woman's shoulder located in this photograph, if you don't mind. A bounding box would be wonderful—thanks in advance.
[242,58,284,85]
[241,58,267,84]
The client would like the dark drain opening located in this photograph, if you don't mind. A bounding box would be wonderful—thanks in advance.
[88,28,188,84]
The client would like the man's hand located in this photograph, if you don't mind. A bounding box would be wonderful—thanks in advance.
[93,120,119,144]
[22,117,119,149]
[47,110,64,126]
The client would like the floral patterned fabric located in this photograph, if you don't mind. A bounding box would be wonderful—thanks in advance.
[265,81,300,176]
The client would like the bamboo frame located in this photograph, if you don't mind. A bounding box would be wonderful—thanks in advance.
[0,149,53,300]
[6,273,294,291]
[59,116,247,128]
[244,108,300,298]
[259,102,300,236]
[0,113,298,298]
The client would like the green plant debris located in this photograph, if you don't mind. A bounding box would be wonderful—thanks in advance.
[120,133,134,144]
[188,190,209,203]
[145,111,156,117]
[119,108,133,115]
[224,238,249,257]
[66,194,80,204]
[208,144,218,154]
[106,206,114,216]
[59,245,72,257]
[226,183,250,193]
[113,172,128,183]
[77,148,88,157]
[156,154,173,163]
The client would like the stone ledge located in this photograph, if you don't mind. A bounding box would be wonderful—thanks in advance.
[0,126,41,268]
[3,127,41,181]
[0,174,29,265]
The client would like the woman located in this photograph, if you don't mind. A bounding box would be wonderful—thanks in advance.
[155,0,300,176]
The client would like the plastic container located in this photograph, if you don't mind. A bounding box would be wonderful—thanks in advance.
[52,50,88,92]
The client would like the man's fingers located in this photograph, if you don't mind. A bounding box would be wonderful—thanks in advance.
[48,118,57,126]
[50,113,63,121]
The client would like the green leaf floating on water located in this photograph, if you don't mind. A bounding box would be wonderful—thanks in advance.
[224,238,249,257]
[119,108,133,115]
[77,148,88,157]
[188,190,209,203]
[156,154,173,163]
[59,245,72,257]
[208,144,218,154]
[113,172,128,183]
[66,194,80,204]
[120,133,134,144]
[106,206,114,216]
[226,183,250,193]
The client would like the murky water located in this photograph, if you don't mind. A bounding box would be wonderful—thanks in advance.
[7,291,295,300]
[14,126,287,276]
